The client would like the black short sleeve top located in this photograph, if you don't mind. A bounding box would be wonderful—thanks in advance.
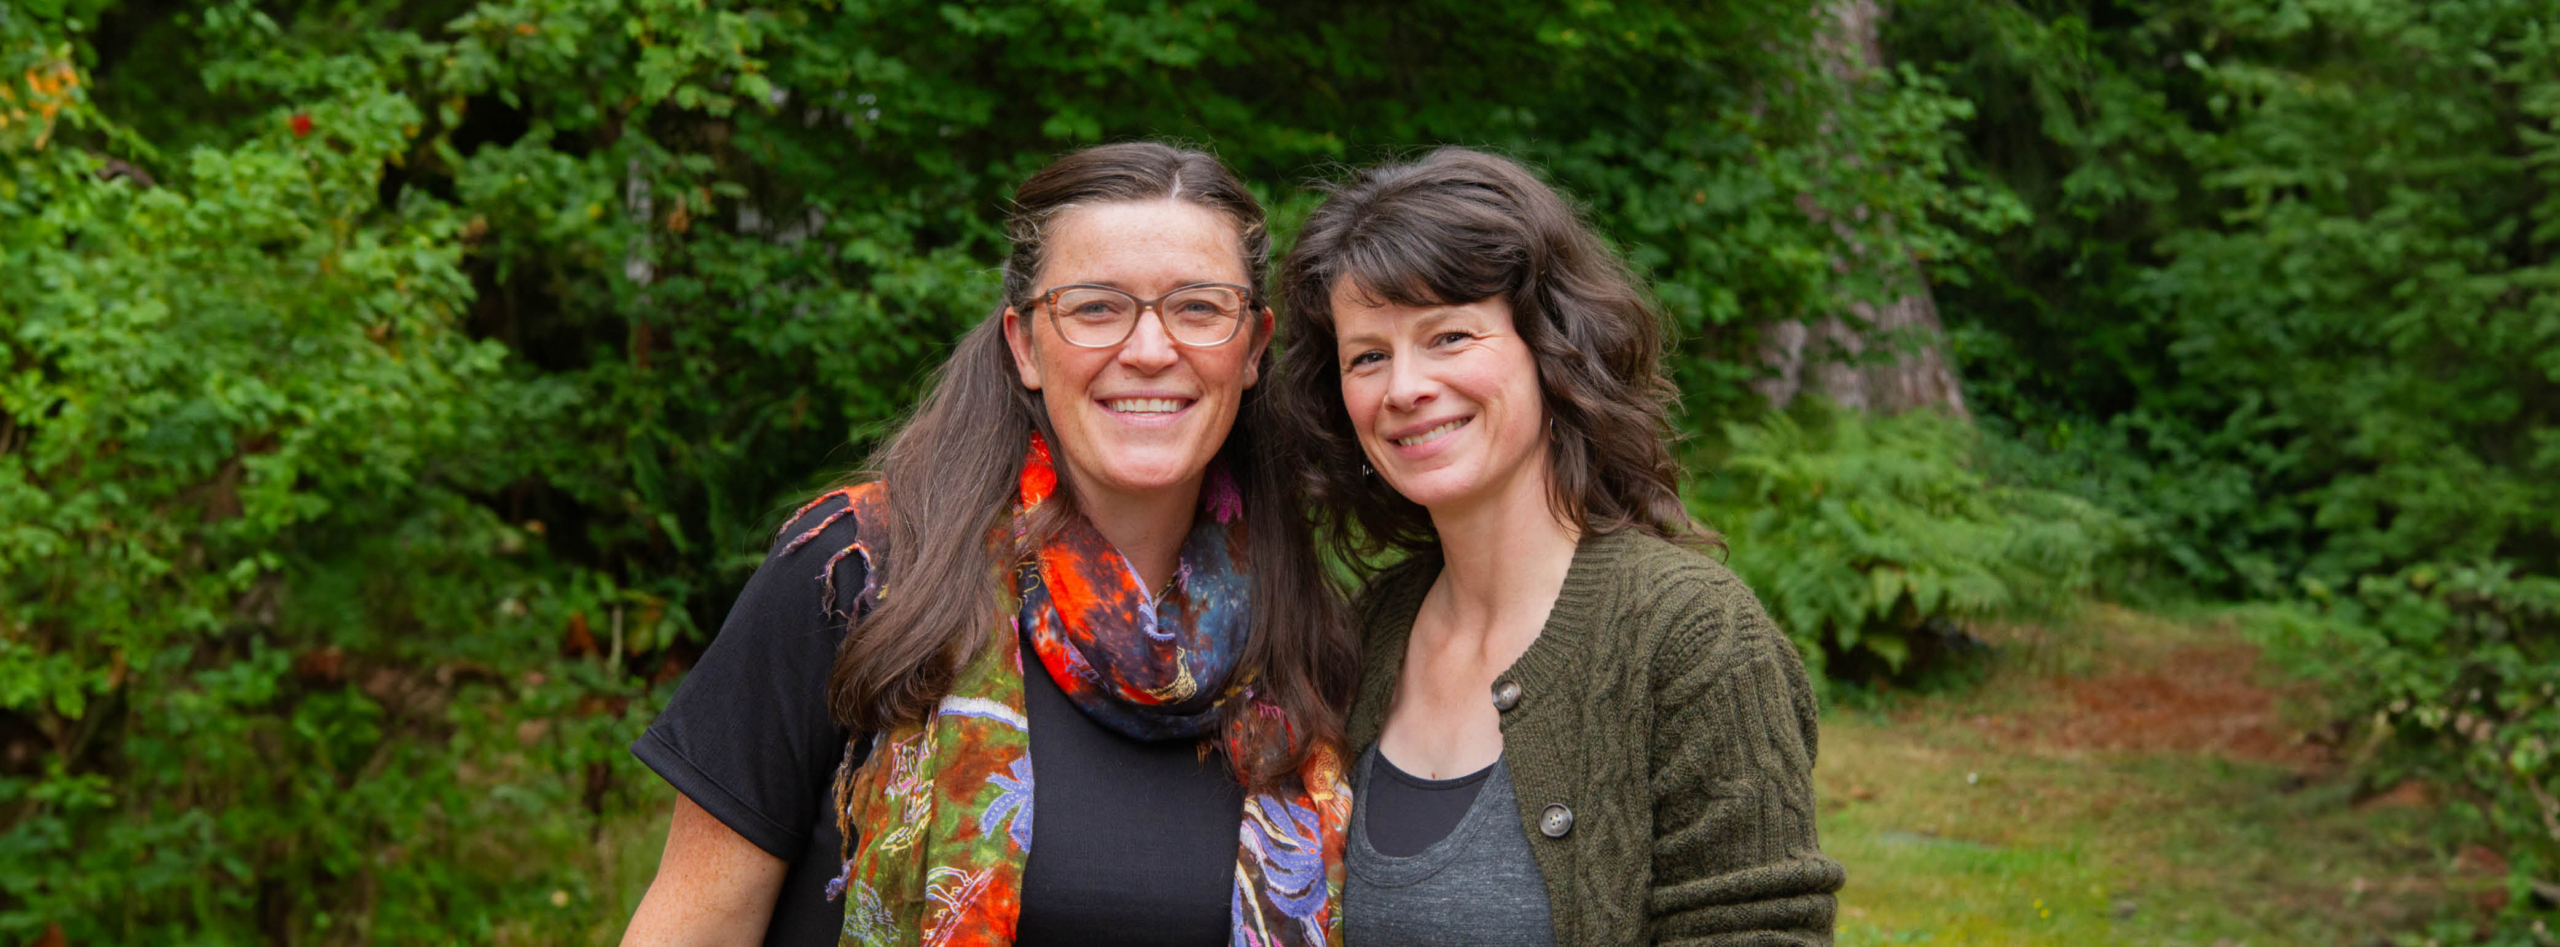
[632,494,1244,946]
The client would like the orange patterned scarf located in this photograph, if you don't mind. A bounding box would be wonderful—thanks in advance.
[788,435,1349,946]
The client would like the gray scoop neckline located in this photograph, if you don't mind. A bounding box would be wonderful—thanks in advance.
[1350,743,1517,888]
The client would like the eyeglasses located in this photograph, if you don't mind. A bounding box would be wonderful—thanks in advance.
[1031,282,1254,348]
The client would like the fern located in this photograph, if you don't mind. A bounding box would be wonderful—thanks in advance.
[1688,408,2137,682]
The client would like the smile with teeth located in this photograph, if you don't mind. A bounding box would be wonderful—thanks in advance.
[1104,397,1191,416]
[1393,417,1471,447]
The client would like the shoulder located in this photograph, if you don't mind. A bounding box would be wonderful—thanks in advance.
[773,482,884,557]
[1584,526,1732,587]
[1580,529,1794,683]
[759,482,888,621]
[636,491,880,863]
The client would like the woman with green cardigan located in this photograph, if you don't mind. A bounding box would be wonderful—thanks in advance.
[1273,147,1844,946]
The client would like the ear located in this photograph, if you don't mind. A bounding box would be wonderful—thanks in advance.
[1003,306,1042,391]
[1242,306,1275,389]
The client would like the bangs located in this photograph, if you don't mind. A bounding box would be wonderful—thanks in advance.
[1322,202,1525,322]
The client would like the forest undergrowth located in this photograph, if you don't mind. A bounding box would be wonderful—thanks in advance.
[1825,605,2497,947]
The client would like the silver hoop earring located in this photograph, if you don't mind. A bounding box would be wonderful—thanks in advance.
[1360,463,1374,478]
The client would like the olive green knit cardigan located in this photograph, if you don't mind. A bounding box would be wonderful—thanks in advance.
[1345,528,1845,945]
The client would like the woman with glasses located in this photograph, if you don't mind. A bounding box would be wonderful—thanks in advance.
[621,142,1357,946]
[1273,148,1843,945]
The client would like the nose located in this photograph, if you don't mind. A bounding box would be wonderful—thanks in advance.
[1114,306,1180,374]
[1382,349,1438,413]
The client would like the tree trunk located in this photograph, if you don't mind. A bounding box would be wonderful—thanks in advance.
[1754,0,1969,418]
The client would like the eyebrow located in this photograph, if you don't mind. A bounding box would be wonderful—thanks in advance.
[1335,307,1463,350]
[1046,277,1234,293]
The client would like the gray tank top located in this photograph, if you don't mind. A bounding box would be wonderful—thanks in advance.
[1345,744,1557,946]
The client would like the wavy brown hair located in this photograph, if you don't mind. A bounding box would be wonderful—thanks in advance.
[1273,147,1714,562]
[828,142,1354,791]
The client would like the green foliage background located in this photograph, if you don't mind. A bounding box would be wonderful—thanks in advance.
[2,0,2555,940]
[1891,0,2560,937]
[1688,406,2135,684]
[1,0,1985,939]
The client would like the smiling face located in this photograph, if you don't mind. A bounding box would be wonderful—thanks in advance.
[1331,287,1552,519]
[1004,200,1272,513]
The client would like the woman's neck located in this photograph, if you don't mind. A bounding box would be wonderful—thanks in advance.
[1070,477,1203,593]
[1421,455,1582,650]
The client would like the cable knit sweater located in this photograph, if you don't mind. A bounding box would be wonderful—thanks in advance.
[1345,528,1844,945]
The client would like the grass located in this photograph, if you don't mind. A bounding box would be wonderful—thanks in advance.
[1821,605,2485,946]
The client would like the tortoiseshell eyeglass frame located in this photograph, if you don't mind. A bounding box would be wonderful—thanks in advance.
[1030,282,1258,348]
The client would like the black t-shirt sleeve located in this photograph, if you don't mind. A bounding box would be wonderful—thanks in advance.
[634,494,864,859]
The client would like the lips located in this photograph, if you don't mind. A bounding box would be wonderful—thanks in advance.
[1391,417,1471,447]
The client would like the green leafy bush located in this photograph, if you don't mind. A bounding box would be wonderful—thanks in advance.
[1894,0,2560,601]
[1689,407,2134,683]
[2252,563,2560,934]
[0,15,667,943]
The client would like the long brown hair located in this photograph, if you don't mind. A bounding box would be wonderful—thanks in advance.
[1273,147,1713,562]
[828,142,1354,791]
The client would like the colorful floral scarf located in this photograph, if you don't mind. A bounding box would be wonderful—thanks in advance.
[784,434,1349,947]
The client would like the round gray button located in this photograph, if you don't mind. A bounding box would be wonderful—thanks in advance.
[1491,679,1523,712]
[1540,803,1573,838]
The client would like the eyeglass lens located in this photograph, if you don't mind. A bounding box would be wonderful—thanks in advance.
[1049,285,1246,346]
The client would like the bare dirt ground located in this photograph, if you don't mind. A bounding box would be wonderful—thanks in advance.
[1822,605,2489,946]
[1959,634,2335,769]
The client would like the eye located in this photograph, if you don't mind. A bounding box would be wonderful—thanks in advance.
[1431,330,1472,347]
[1344,350,1385,370]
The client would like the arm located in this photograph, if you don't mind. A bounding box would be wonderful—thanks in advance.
[623,490,871,944]
[621,794,789,946]
[1647,587,1845,945]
